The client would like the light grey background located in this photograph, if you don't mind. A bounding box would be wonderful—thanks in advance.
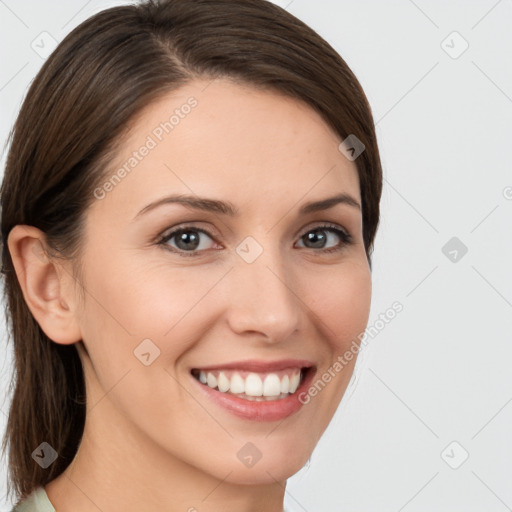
[1,0,511,510]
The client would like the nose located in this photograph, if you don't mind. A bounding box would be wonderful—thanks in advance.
[225,244,302,343]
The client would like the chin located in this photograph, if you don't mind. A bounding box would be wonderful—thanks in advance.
[220,447,312,486]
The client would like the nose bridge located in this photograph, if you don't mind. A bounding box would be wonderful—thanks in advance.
[226,235,301,340]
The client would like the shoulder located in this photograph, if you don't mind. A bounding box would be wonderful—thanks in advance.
[11,487,56,512]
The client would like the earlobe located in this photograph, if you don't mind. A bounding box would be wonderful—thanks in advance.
[7,225,82,345]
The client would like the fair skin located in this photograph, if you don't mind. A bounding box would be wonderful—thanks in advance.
[8,78,371,512]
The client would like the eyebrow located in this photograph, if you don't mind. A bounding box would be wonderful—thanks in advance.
[132,192,361,221]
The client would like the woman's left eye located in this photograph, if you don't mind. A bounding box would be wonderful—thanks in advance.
[157,223,353,257]
[296,224,353,253]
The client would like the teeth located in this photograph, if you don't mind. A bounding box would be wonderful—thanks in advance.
[207,372,217,389]
[289,372,300,394]
[280,374,289,394]
[245,373,263,396]
[194,368,305,400]
[263,374,281,397]
[241,393,290,401]
[230,373,245,394]
[217,371,230,392]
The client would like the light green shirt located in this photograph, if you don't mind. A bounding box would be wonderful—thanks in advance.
[11,487,55,512]
[11,485,290,511]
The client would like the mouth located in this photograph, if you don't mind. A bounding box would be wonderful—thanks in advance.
[191,366,312,401]
[189,361,317,422]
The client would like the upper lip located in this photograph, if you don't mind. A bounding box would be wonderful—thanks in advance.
[191,359,315,373]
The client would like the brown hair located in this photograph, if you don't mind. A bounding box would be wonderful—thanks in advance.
[0,0,382,503]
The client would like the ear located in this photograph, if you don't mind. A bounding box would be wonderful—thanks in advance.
[7,225,82,345]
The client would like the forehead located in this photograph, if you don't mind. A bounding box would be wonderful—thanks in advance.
[92,78,360,219]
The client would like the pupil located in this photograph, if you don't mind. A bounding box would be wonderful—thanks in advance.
[306,230,325,248]
[177,231,199,250]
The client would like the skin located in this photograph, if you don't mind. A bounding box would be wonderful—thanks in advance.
[8,78,372,512]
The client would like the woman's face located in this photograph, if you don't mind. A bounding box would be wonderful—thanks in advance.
[73,78,371,484]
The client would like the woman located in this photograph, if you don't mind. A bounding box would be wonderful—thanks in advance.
[1,0,382,510]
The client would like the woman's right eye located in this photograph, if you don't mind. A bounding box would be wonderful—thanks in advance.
[157,226,218,257]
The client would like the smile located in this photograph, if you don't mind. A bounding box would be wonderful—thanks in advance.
[189,361,316,422]
[191,367,307,401]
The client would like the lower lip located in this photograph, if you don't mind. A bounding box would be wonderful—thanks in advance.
[191,367,316,422]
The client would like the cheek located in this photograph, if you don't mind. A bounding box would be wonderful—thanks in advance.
[80,248,202,333]
[77,253,227,376]
[305,259,372,347]
[302,260,371,414]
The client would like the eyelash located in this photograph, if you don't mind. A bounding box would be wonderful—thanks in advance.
[156,223,353,258]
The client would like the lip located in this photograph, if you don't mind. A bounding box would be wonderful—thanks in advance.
[191,364,317,422]
[191,358,315,373]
